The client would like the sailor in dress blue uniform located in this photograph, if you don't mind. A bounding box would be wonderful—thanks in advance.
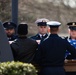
[31,18,49,44]
[65,22,76,59]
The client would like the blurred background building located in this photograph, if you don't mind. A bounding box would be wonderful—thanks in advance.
[0,0,76,36]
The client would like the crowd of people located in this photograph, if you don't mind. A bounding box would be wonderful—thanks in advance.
[2,18,76,75]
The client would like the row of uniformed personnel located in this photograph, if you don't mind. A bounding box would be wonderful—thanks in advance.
[2,19,76,75]
[3,19,76,45]
[2,18,49,43]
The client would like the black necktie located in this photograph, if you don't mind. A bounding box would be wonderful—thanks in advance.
[41,35,45,43]
[42,35,44,38]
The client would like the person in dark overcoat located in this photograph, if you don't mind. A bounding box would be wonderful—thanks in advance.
[10,23,38,63]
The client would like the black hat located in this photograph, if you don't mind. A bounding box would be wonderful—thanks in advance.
[37,22,47,26]
[35,18,49,26]
[67,22,76,30]
[3,22,17,29]
[17,23,28,35]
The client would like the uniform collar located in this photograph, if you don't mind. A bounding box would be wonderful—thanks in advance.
[68,36,76,40]
[39,33,46,37]
[37,33,48,38]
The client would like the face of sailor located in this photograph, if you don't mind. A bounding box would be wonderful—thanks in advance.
[38,26,48,35]
[5,28,15,37]
[69,29,76,39]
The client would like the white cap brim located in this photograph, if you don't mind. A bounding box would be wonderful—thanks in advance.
[47,21,61,26]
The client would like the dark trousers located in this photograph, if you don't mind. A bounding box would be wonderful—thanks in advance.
[66,72,76,75]
[39,67,65,75]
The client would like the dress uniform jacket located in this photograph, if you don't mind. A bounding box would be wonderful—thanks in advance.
[35,34,76,75]
[10,36,38,63]
[31,34,48,43]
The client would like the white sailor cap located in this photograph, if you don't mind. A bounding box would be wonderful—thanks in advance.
[35,18,49,26]
[47,21,61,27]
